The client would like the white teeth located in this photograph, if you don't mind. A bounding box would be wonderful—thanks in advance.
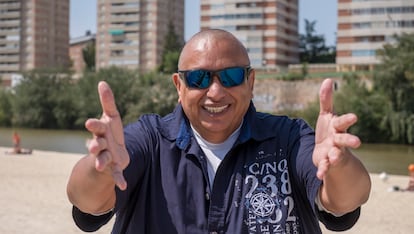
[205,105,229,113]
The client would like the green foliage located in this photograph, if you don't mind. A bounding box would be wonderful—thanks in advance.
[299,19,336,63]
[123,72,178,124]
[278,72,305,81]
[374,33,414,113]
[298,33,414,144]
[72,70,103,128]
[301,62,309,77]
[299,75,392,143]
[96,67,138,118]
[298,100,319,129]
[10,69,77,128]
[333,75,390,143]
[381,111,414,144]
[0,87,12,126]
[162,51,180,74]
[372,33,414,143]
[82,42,96,72]
[0,67,178,130]
[74,67,139,127]
[158,22,183,73]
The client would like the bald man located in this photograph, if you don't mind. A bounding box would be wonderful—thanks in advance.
[67,29,370,233]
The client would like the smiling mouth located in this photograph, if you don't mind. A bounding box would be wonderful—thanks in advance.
[204,105,229,114]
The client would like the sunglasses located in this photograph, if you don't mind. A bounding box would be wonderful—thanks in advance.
[177,66,251,89]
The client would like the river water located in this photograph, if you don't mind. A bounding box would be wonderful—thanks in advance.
[0,127,90,154]
[1,127,413,176]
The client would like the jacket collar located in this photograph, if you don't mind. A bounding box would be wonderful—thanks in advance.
[158,102,278,150]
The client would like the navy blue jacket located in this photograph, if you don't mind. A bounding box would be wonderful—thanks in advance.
[73,103,360,233]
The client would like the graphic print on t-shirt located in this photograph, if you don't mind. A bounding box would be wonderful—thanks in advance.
[243,149,300,234]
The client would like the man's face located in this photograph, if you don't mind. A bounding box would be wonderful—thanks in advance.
[172,36,255,143]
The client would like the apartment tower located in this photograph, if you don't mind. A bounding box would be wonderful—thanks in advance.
[96,0,184,72]
[337,0,414,71]
[200,0,299,70]
[0,0,70,85]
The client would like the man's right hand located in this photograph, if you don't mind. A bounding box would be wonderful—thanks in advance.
[85,81,130,190]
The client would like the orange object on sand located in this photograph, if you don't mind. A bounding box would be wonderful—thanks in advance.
[407,164,414,191]
[409,164,414,172]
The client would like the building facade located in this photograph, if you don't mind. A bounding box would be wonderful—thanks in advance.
[200,0,299,71]
[96,0,184,72]
[337,0,414,71]
[0,0,70,85]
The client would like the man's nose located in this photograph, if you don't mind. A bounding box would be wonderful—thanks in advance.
[206,76,226,99]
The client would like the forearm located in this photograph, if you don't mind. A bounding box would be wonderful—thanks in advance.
[67,155,116,214]
[320,151,371,214]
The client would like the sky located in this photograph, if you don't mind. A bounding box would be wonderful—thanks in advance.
[70,0,337,46]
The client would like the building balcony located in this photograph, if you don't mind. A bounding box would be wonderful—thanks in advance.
[0,55,20,62]
[0,11,20,19]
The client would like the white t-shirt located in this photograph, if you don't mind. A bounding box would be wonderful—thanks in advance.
[191,124,241,187]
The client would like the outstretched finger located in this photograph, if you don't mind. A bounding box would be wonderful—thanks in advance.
[112,165,127,191]
[334,133,361,149]
[95,151,112,172]
[88,137,108,156]
[85,118,107,136]
[97,81,125,146]
[319,79,334,115]
[98,81,119,118]
[333,113,358,133]
[317,158,330,180]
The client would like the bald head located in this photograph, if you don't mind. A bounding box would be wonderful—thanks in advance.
[178,29,250,70]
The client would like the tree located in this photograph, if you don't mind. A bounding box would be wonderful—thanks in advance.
[0,87,12,126]
[0,67,178,130]
[71,70,103,128]
[82,41,96,72]
[300,75,391,144]
[299,19,336,63]
[74,66,138,127]
[333,75,390,143]
[123,72,178,124]
[10,69,78,129]
[158,22,183,73]
[74,67,177,127]
[373,33,414,143]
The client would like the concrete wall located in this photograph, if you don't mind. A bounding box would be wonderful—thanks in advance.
[252,78,341,113]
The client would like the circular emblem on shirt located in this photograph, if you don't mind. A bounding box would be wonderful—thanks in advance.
[249,192,276,217]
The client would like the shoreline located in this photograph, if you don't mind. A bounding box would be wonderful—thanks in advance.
[0,147,413,233]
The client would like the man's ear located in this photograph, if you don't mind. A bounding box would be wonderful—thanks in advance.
[172,73,182,102]
[248,68,255,92]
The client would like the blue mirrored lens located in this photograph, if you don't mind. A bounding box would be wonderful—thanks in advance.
[218,67,245,87]
[183,67,247,89]
[186,70,211,88]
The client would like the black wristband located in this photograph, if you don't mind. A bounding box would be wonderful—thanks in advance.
[72,206,114,232]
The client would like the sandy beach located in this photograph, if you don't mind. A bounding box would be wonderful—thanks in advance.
[0,147,113,234]
[0,147,413,234]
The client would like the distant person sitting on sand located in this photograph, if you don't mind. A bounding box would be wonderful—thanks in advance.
[12,131,21,154]
[6,131,32,155]
[407,164,414,191]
